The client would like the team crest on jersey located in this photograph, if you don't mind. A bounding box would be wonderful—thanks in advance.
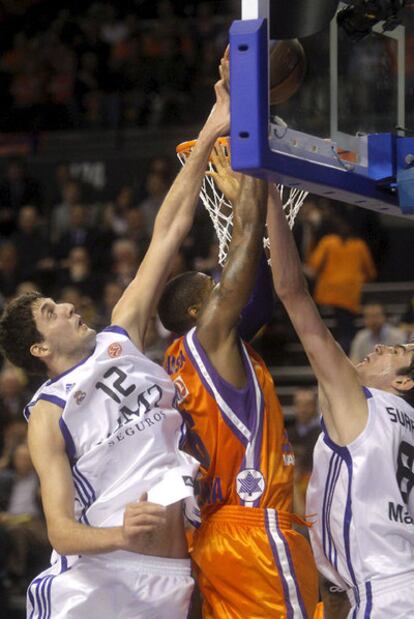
[174,376,189,403]
[236,468,265,502]
[74,390,86,405]
[108,342,122,358]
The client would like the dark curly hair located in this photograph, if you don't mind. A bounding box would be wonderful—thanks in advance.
[158,271,209,336]
[0,291,46,375]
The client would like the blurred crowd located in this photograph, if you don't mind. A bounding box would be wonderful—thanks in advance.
[0,0,234,132]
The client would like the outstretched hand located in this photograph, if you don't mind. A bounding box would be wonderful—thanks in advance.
[205,78,230,137]
[208,141,241,204]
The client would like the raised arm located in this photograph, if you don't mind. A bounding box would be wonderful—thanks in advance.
[196,175,268,387]
[111,79,230,351]
[266,185,368,445]
[28,401,166,555]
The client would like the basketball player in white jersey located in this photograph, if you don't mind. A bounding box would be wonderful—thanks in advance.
[0,77,230,619]
[266,184,414,619]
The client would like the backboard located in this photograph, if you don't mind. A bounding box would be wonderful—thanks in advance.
[230,1,414,216]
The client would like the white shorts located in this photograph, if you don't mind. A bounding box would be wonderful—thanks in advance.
[346,571,414,618]
[27,550,194,619]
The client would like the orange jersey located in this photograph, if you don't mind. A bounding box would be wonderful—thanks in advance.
[165,327,318,618]
[165,327,295,518]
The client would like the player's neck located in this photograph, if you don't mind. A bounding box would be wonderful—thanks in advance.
[46,344,94,379]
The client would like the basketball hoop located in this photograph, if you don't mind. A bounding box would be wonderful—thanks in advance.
[176,137,308,265]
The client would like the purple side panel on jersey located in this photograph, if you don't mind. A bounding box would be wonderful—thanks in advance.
[264,510,294,619]
[103,325,130,338]
[321,454,335,559]
[192,330,258,431]
[364,582,372,618]
[59,416,76,462]
[327,457,342,568]
[183,334,248,447]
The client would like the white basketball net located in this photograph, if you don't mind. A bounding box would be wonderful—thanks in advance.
[177,138,308,266]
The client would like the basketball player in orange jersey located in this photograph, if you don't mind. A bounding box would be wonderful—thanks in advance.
[158,167,319,615]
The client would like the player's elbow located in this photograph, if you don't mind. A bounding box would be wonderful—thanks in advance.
[47,520,76,555]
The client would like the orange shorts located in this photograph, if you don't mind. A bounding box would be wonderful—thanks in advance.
[192,505,318,619]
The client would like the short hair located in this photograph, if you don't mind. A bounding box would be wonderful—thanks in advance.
[396,353,414,408]
[158,271,207,336]
[0,292,46,375]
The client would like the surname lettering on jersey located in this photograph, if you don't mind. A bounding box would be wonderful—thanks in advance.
[388,501,414,525]
[386,406,414,434]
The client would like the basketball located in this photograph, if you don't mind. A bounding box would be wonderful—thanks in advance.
[269,38,306,105]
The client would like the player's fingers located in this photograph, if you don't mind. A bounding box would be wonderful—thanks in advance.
[139,492,148,502]
[126,502,166,516]
[126,513,167,528]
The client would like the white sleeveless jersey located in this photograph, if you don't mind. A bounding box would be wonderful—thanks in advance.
[24,326,198,528]
[307,387,414,592]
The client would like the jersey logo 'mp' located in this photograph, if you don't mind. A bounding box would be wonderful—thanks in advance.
[236,468,265,502]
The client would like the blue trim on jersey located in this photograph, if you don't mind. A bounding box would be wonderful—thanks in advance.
[363,387,373,399]
[103,325,130,338]
[28,555,70,618]
[364,582,372,618]
[59,417,76,462]
[342,451,360,609]
[24,393,66,421]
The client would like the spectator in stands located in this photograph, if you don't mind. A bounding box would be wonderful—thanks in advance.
[0,366,29,424]
[350,303,406,364]
[110,238,139,288]
[53,204,95,261]
[0,159,42,237]
[0,442,50,592]
[399,295,414,341]
[95,279,124,330]
[50,179,83,244]
[0,241,21,299]
[288,388,320,463]
[124,207,150,248]
[306,214,377,354]
[11,205,50,281]
[138,169,170,235]
[288,388,320,519]
[55,246,102,300]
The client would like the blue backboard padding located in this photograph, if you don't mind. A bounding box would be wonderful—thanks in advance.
[367,134,394,180]
[397,167,414,213]
[229,17,414,216]
[230,19,270,171]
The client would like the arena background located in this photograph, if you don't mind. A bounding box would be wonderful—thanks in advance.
[0,1,414,616]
